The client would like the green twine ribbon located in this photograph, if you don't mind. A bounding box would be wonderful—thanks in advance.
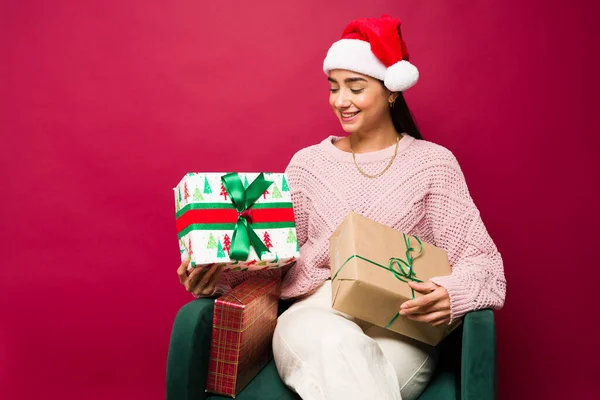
[221,172,274,261]
[332,234,424,328]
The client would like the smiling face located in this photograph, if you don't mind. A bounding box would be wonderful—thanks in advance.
[328,69,397,134]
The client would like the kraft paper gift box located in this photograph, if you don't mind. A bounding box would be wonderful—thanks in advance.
[174,172,300,272]
[329,212,459,346]
[206,276,281,397]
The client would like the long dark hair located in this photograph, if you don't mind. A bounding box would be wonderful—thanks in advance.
[390,92,423,140]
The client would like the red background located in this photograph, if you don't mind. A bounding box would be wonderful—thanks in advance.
[2,1,598,399]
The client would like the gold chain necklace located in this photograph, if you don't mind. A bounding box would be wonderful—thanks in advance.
[350,135,400,178]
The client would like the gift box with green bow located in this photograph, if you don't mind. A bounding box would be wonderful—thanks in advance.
[174,172,300,271]
[329,212,458,346]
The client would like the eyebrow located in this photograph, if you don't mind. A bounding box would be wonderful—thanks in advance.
[328,77,368,84]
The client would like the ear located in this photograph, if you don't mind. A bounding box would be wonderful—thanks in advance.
[389,92,399,103]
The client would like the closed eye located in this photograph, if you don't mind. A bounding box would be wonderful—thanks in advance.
[330,88,363,94]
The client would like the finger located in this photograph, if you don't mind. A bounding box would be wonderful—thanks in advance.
[201,266,225,295]
[406,311,448,324]
[431,317,451,327]
[195,264,220,292]
[177,258,191,284]
[429,313,451,326]
[401,302,448,316]
[427,310,451,326]
[404,300,450,317]
[203,264,221,284]
[407,281,438,294]
[401,291,439,312]
[193,284,210,297]
[206,265,224,286]
[194,270,220,297]
[401,286,451,323]
[185,267,205,292]
[401,286,448,311]
[200,284,216,296]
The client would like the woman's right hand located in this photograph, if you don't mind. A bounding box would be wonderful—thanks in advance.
[177,257,223,297]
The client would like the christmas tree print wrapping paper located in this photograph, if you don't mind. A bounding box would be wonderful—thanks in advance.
[174,172,300,272]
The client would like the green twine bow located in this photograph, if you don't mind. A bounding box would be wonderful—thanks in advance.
[332,233,424,328]
[221,172,274,261]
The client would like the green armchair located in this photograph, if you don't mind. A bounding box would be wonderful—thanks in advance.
[166,298,497,400]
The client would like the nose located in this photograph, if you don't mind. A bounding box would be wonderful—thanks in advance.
[334,89,351,109]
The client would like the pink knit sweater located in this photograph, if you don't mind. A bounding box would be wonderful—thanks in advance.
[219,135,506,322]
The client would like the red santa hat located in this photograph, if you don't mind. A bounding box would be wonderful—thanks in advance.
[323,15,419,92]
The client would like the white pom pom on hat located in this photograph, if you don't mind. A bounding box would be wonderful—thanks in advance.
[384,60,419,92]
[323,14,419,92]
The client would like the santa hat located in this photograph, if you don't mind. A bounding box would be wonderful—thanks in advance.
[323,15,419,92]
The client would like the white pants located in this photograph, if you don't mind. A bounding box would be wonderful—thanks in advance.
[273,280,437,400]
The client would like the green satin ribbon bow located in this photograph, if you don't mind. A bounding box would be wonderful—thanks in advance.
[385,234,424,328]
[221,172,274,261]
[332,234,424,328]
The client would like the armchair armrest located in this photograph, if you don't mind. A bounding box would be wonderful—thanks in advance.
[461,310,497,400]
[166,298,215,400]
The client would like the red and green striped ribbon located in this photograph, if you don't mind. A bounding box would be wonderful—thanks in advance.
[176,203,295,238]
[176,173,295,261]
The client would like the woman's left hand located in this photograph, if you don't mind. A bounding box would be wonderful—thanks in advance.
[399,281,451,326]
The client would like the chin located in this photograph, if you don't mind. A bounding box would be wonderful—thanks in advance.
[340,122,360,134]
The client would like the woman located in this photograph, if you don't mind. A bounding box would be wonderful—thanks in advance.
[178,15,506,400]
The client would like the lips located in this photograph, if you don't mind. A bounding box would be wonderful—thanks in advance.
[340,111,360,122]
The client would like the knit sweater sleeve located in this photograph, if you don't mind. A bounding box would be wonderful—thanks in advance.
[284,153,309,249]
[426,152,506,323]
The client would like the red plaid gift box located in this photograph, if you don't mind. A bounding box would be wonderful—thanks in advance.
[206,276,281,397]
